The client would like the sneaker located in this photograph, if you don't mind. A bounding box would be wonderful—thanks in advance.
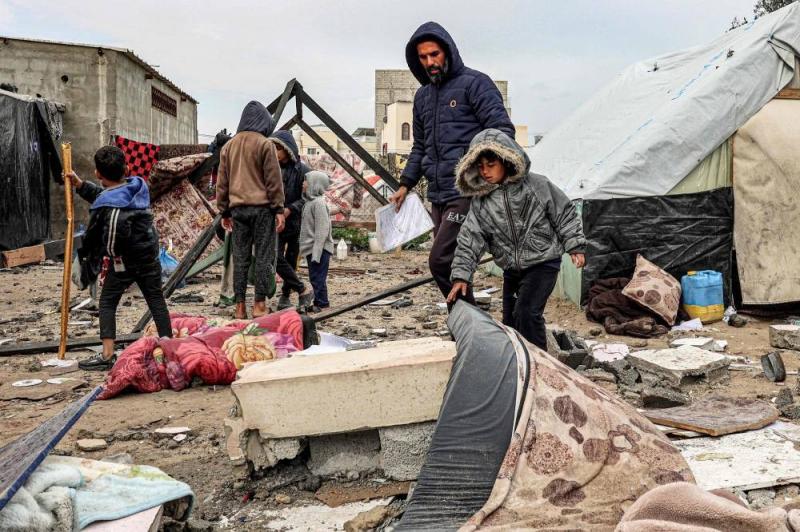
[307,305,322,314]
[276,294,293,311]
[79,353,116,371]
[298,289,315,312]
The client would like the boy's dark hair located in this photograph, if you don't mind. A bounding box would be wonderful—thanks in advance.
[477,150,516,176]
[94,146,127,181]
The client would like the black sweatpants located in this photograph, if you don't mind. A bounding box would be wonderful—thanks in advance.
[232,206,277,303]
[502,263,560,350]
[430,198,475,307]
[100,262,172,339]
[277,230,304,297]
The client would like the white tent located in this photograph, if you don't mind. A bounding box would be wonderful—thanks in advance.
[529,3,800,200]
[529,3,800,307]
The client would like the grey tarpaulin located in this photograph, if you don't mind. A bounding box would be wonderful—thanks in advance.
[396,301,519,531]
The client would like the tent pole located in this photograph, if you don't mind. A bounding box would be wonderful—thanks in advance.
[58,143,75,360]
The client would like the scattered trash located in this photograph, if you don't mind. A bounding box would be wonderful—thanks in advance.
[0,338,14,346]
[336,239,349,261]
[154,427,191,439]
[723,306,748,328]
[12,379,43,387]
[41,358,77,368]
[170,292,206,304]
[391,297,413,309]
[46,378,74,385]
[173,434,187,443]
[371,329,388,338]
[671,318,704,332]
[670,337,715,350]
[370,297,402,307]
[761,351,787,382]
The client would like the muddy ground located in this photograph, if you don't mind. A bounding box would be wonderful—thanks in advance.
[0,249,797,529]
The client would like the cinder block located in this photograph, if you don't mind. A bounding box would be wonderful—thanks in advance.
[308,430,380,477]
[379,422,436,481]
[770,325,800,350]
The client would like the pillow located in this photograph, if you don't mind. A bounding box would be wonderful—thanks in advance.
[622,254,682,325]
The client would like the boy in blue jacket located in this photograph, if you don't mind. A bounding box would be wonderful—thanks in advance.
[66,146,172,370]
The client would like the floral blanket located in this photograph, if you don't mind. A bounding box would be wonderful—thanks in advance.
[462,323,694,531]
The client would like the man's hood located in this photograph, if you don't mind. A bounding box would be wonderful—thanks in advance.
[236,101,276,136]
[270,130,300,165]
[405,21,465,86]
[304,170,330,200]
[455,129,531,197]
[90,176,151,210]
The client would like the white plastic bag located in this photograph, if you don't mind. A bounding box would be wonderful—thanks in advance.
[374,193,434,252]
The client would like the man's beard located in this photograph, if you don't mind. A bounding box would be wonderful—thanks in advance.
[426,59,448,84]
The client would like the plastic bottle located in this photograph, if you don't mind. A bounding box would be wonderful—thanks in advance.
[681,270,724,323]
[336,239,348,261]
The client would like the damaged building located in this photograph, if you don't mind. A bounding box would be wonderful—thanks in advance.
[0,36,198,241]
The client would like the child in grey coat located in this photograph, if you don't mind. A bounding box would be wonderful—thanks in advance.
[447,129,586,350]
[299,171,334,312]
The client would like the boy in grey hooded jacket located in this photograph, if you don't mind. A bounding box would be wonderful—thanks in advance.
[448,129,586,349]
[299,171,334,312]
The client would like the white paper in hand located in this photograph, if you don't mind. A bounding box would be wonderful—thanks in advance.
[375,193,434,252]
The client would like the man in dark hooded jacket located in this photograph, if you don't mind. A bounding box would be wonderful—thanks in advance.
[390,22,515,306]
[270,130,315,310]
[217,101,285,319]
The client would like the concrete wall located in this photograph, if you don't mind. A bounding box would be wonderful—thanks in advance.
[111,53,197,145]
[375,69,511,145]
[515,124,529,148]
[0,38,197,239]
[296,125,344,155]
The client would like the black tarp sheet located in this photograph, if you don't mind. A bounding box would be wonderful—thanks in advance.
[0,91,63,251]
[396,302,518,531]
[580,188,734,306]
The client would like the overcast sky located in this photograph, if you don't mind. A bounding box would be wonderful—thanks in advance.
[2,0,756,142]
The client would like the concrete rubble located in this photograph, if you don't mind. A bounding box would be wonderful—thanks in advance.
[628,346,730,388]
[770,324,800,350]
[225,337,455,479]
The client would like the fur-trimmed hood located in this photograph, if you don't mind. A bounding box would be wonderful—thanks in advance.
[455,129,531,197]
[405,22,465,86]
[270,130,299,165]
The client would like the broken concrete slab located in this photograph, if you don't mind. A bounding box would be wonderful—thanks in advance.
[246,433,304,470]
[77,439,108,452]
[641,385,690,408]
[676,422,800,491]
[670,337,715,350]
[308,430,380,478]
[771,325,800,350]
[153,426,191,439]
[379,422,435,481]
[643,397,779,436]
[229,337,456,440]
[628,346,730,388]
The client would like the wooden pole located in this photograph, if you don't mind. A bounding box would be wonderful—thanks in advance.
[58,143,75,359]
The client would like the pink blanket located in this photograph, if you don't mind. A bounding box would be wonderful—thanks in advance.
[99,310,304,399]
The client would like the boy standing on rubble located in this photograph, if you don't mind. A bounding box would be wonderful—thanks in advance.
[446,129,587,350]
[299,171,334,313]
[65,146,173,371]
[217,101,285,320]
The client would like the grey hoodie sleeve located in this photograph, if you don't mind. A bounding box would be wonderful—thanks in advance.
[533,176,586,254]
[310,199,331,263]
[450,204,486,284]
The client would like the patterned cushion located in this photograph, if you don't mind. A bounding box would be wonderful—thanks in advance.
[622,254,682,325]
